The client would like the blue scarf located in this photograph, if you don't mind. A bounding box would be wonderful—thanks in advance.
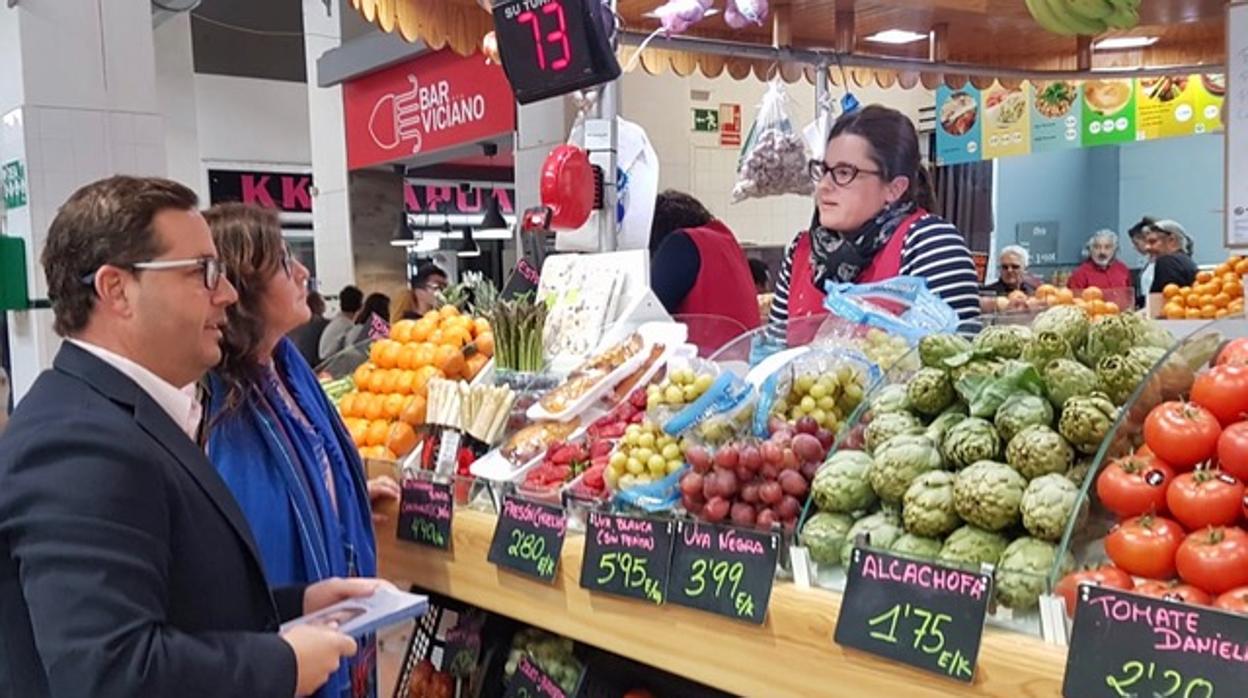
[205,338,377,698]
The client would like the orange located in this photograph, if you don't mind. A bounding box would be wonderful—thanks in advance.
[1186,293,1205,309]
[1035,284,1056,300]
[1215,263,1232,277]
[383,392,407,419]
[366,369,387,393]
[362,393,384,420]
[366,419,391,447]
[1074,298,1088,309]
[391,319,417,344]
[472,317,491,338]
[337,392,356,418]
[1081,287,1104,302]
[1162,284,1181,300]
[1185,307,1202,320]
[400,394,427,426]
[415,342,437,368]
[375,369,398,394]
[1164,303,1185,320]
[352,362,375,388]
[1230,282,1245,300]
[464,353,489,381]
[413,365,444,397]
[422,310,440,324]
[386,421,419,457]
[411,319,435,343]
[1089,299,1107,315]
[1054,288,1075,305]
[396,344,417,370]
[1214,293,1232,309]
[1201,305,1218,319]
[435,345,466,379]
[428,329,446,346]
[369,341,385,366]
[1236,260,1248,276]
[1197,270,1214,284]
[443,326,472,349]
[395,370,416,395]
[348,420,369,447]
[438,304,460,320]
[1103,301,1120,315]
[1216,309,1230,319]
[474,331,494,358]
[379,341,403,369]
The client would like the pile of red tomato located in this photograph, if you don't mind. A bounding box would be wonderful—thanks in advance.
[1059,343,1248,617]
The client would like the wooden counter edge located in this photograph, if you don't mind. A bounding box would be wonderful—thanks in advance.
[377,506,1067,698]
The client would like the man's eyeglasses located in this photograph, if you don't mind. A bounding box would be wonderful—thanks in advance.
[81,257,224,291]
[1000,264,1022,271]
[808,160,883,186]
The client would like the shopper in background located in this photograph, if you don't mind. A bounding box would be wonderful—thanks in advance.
[320,284,363,361]
[769,105,982,337]
[1145,219,1198,293]
[981,245,1039,297]
[344,292,391,347]
[749,258,771,294]
[203,203,401,698]
[392,263,448,322]
[289,291,330,368]
[1068,229,1132,292]
[1127,217,1158,306]
[0,176,365,698]
[648,190,760,340]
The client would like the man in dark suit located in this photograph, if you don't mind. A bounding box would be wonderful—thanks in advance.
[0,176,370,697]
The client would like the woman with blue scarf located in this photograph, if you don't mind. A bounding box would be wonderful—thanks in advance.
[203,203,401,698]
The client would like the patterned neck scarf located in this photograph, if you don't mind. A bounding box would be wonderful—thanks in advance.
[809,201,916,290]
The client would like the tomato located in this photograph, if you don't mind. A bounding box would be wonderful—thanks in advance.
[1191,364,1248,426]
[1175,526,1248,595]
[1214,586,1248,615]
[1095,456,1174,518]
[1143,401,1222,470]
[1134,580,1214,607]
[1054,565,1135,617]
[1215,337,1248,366]
[1104,515,1185,579]
[1166,469,1245,529]
[1217,422,1248,482]
[1136,443,1155,459]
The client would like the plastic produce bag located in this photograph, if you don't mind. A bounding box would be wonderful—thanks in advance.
[753,348,880,438]
[732,80,814,203]
[613,465,688,513]
[823,276,961,345]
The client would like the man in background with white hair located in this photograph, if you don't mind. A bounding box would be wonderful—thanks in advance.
[982,245,1039,296]
[1068,229,1132,292]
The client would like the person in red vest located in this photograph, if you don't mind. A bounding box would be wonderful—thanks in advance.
[649,190,760,353]
[1067,229,1133,292]
[767,105,982,341]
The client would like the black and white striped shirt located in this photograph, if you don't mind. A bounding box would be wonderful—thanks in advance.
[767,214,983,335]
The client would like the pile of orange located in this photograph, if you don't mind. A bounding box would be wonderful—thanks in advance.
[1160,257,1247,320]
[337,305,494,460]
[1035,284,1122,318]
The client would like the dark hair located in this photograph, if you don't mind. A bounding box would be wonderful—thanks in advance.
[42,175,198,336]
[748,258,769,288]
[650,190,714,255]
[338,285,363,313]
[826,105,934,211]
[202,203,288,411]
[355,293,390,326]
[1127,216,1157,240]
[412,263,447,289]
[307,291,326,316]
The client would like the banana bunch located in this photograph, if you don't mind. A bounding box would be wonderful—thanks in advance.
[1024,0,1141,36]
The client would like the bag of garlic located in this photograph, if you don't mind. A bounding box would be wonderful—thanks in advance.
[732,79,815,203]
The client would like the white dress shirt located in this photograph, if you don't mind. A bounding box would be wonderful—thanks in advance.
[68,339,203,439]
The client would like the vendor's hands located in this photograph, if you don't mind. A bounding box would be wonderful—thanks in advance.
[303,577,396,615]
[368,475,402,522]
[282,624,357,697]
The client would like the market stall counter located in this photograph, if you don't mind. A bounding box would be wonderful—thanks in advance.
[374,501,1067,698]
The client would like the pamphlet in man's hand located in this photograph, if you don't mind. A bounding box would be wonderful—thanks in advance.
[280,586,428,639]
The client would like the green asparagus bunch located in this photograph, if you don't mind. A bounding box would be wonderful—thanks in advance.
[491,295,547,372]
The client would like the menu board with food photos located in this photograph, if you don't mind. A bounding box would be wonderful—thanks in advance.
[933,74,1224,165]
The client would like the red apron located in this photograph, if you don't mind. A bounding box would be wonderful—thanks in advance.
[785,210,925,342]
[677,221,762,355]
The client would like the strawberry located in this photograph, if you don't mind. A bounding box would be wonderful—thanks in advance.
[629,389,648,410]
[590,440,613,458]
[550,445,576,466]
[582,463,606,490]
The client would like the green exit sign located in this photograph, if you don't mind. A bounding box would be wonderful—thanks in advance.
[692,108,719,133]
[3,160,27,210]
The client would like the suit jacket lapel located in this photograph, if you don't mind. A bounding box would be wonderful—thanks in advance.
[54,343,270,580]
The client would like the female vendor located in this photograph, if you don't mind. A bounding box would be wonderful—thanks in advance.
[767,105,982,337]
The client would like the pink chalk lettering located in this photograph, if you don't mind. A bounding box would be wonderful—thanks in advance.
[717,529,764,556]
[683,523,712,549]
[620,533,655,552]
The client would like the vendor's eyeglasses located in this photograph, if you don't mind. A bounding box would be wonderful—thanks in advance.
[81,256,224,291]
[808,160,883,186]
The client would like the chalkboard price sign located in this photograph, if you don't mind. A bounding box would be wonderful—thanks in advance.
[502,653,578,698]
[668,520,778,625]
[580,512,674,605]
[487,495,567,582]
[834,546,992,683]
[396,478,454,550]
[1063,585,1248,697]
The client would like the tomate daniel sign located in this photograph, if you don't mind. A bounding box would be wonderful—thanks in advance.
[343,50,516,170]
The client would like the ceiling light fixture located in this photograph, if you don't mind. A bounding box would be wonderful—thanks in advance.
[1093,36,1158,50]
[863,29,929,45]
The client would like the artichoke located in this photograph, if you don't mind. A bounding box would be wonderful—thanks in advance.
[869,434,944,504]
[891,533,944,560]
[1065,457,1094,488]
[941,418,1002,470]
[1043,358,1100,410]
[972,325,1033,360]
[812,451,877,514]
[995,537,1075,609]
[906,368,955,416]
[1128,346,1194,402]
[1020,474,1081,542]
[1081,313,1147,366]
[953,460,1027,531]
[950,357,1005,385]
[802,512,855,566]
[840,510,903,567]
[902,471,961,538]
[1031,305,1091,351]
[869,384,911,415]
[925,408,968,446]
[865,411,922,453]
[919,333,973,368]
[1138,318,1177,351]
[938,525,1010,569]
[1021,331,1073,370]
[1097,353,1151,406]
[1058,393,1119,455]
[994,394,1055,443]
[1006,424,1074,480]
